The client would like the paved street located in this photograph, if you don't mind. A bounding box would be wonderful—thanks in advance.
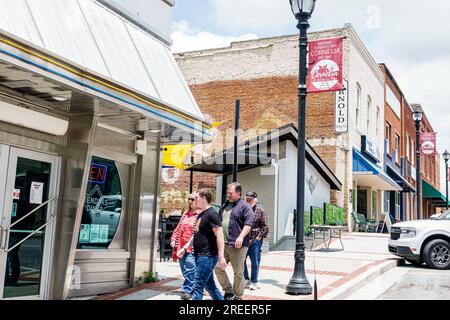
[347,262,450,300]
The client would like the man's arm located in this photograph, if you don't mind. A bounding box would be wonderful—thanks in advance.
[213,227,227,270]
[235,204,253,249]
[257,208,269,241]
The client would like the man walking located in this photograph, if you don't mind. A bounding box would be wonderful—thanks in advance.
[191,189,227,300]
[243,191,269,290]
[214,182,253,300]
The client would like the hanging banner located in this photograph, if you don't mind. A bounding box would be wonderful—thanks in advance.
[420,132,437,156]
[308,37,344,93]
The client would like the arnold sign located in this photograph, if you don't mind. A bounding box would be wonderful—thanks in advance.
[308,37,344,93]
[420,132,437,156]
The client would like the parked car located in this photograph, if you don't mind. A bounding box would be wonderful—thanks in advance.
[388,211,450,269]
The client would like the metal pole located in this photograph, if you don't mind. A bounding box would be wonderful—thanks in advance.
[446,160,449,211]
[286,12,312,295]
[233,100,240,183]
[416,120,421,220]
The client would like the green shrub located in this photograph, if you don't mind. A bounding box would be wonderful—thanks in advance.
[136,271,159,285]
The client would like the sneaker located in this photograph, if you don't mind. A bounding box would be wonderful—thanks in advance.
[180,292,191,300]
[224,292,236,300]
[245,279,251,289]
[249,283,259,290]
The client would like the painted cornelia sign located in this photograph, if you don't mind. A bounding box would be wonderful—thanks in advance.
[420,133,437,156]
[361,135,381,163]
[335,79,348,133]
[308,37,344,93]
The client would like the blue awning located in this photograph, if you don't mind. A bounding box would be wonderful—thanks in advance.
[353,148,402,191]
[386,164,416,193]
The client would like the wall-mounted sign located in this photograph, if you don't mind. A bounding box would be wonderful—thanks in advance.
[420,133,437,156]
[89,163,108,184]
[335,79,349,133]
[386,85,401,118]
[361,136,381,163]
[307,37,344,93]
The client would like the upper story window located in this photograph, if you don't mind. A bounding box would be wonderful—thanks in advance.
[376,106,380,138]
[367,95,372,134]
[386,123,392,154]
[356,83,361,130]
[394,133,400,163]
[405,134,410,161]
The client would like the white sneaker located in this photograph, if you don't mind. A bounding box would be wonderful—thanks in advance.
[245,280,251,289]
[249,283,259,290]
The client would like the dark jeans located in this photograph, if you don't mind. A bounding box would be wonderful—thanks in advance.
[244,239,262,284]
[191,255,224,300]
[178,253,196,295]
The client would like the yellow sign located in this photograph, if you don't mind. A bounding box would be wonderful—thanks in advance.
[162,144,194,170]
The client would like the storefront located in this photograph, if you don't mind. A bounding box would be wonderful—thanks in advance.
[0,1,209,299]
[352,136,402,223]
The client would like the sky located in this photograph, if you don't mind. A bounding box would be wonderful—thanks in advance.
[170,0,450,194]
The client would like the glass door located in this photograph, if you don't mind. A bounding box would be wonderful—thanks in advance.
[0,147,59,300]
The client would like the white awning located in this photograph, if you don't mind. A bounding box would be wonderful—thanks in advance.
[0,0,204,122]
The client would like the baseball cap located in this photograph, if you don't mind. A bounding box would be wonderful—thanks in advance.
[245,191,257,199]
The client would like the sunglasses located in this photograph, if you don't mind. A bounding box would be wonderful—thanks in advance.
[188,198,195,201]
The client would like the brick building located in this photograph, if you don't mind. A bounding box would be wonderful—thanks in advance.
[166,24,406,231]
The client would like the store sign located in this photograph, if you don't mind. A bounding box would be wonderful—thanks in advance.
[361,135,381,163]
[308,37,344,93]
[335,79,348,133]
[420,133,437,156]
[89,163,108,184]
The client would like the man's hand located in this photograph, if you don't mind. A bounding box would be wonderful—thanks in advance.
[176,248,185,258]
[235,237,244,249]
[218,256,227,270]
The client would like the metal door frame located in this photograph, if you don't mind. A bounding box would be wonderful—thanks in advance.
[0,146,60,300]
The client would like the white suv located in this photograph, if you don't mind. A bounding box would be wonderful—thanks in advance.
[388,211,450,270]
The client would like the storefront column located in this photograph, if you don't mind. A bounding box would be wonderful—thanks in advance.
[52,95,100,300]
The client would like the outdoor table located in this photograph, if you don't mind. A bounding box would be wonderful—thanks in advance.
[310,225,346,251]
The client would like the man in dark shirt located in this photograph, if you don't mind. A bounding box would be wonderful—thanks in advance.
[214,182,253,300]
[191,189,226,300]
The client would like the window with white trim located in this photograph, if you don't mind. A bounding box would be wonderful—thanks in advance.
[367,95,372,134]
[356,83,361,129]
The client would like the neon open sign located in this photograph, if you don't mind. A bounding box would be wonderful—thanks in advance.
[89,163,108,184]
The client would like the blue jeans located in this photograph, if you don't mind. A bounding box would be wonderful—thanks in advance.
[243,239,262,284]
[179,253,196,295]
[191,255,224,300]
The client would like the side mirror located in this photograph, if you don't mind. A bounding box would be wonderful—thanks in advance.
[115,208,122,213]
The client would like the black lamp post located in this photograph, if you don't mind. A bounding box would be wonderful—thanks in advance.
[443,150,450,211]
[286,0,315,296]
[413,106,423,220]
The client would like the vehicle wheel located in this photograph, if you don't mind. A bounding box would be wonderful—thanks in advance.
[423,239,450,270]
[405,259,422,266]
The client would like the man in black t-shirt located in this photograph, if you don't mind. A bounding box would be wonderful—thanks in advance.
[191,189,227,300]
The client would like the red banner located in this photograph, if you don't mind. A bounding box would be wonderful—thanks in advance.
[420,132,437,156]
[307,37,344,93]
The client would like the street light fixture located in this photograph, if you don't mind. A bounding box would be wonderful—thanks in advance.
[443,150,450,211]
[413,106,423,220]
[286,0,316,296]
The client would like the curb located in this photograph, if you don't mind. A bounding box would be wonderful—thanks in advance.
[319,259,398,300]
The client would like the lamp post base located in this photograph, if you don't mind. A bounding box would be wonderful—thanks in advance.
[286,279,313,295]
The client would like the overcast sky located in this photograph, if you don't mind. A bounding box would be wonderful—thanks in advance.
[171,0,450,194]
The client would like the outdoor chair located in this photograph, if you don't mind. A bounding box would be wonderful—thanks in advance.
[352,212,378,232]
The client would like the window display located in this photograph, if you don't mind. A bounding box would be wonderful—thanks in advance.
[77,156,123,249]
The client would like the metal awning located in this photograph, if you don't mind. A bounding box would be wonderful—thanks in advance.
[422,180,449,207]
[0,0,208,138]
[186,151,275,175]
[353,148,402,191]
[386,164,417,193]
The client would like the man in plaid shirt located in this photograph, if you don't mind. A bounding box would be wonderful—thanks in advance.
[243,191,269,290]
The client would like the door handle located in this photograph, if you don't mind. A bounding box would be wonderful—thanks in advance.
[0,226,7,252]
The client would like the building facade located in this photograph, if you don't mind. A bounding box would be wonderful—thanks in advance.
[0,0,207,300]
[173,25,401,230]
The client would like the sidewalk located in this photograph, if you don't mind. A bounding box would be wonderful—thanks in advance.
[96,232,398,300]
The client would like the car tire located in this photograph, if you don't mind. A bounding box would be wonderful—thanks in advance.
[423,239,450,270]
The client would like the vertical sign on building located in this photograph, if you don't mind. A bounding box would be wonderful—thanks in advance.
[420,132,437,156]
[308,37,344,93]
[335,79,348,133]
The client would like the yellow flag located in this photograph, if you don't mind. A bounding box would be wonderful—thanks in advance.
[162,144,194,170]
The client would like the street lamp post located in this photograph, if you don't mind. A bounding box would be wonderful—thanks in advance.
[413,107,423,220]
[443,150,450,211]
[286,0,315,296]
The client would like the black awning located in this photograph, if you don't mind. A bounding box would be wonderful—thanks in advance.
[386,164,416,193]
[186,151,276,175]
